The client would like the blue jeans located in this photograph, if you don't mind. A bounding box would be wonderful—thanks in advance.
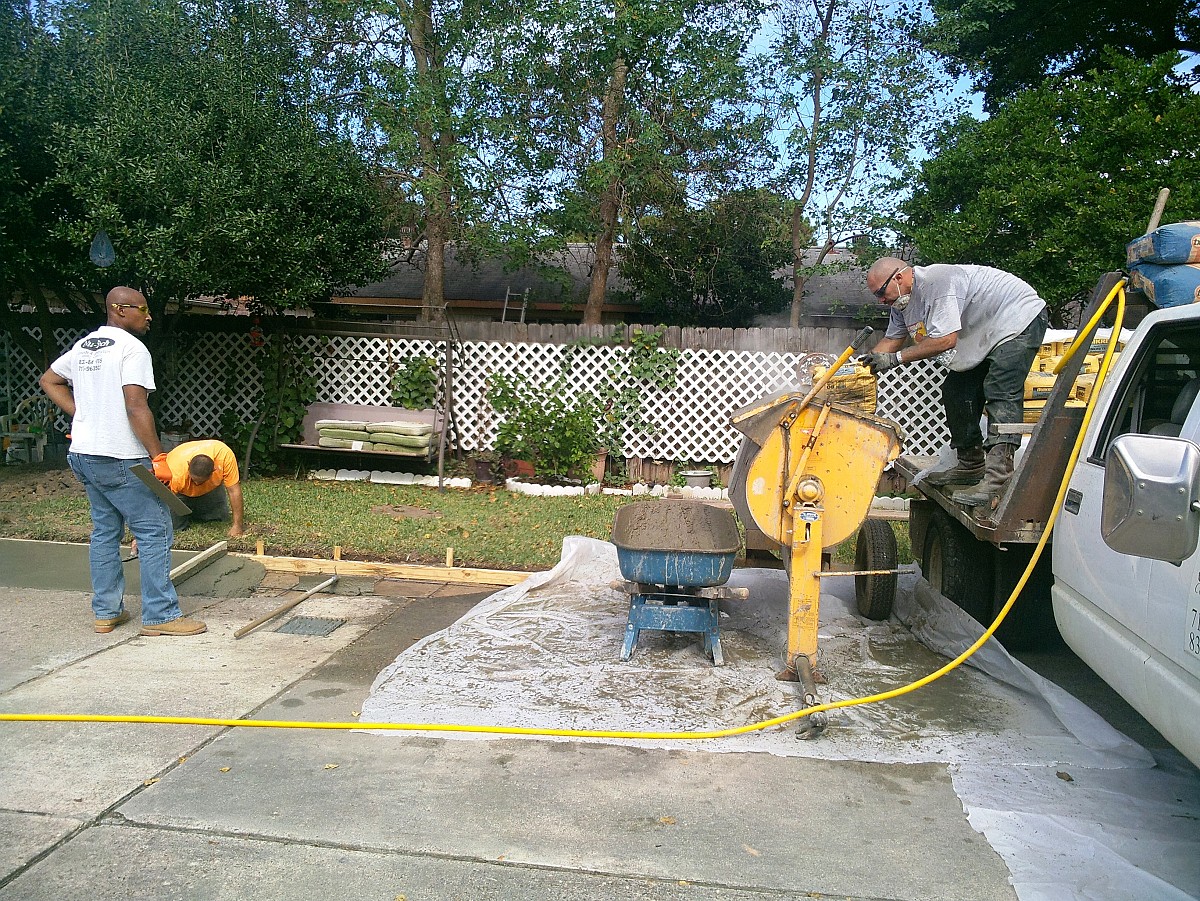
[942,310,1049,450]
[68,453,181,626]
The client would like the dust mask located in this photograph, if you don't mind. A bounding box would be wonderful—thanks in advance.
[892,293,911,312]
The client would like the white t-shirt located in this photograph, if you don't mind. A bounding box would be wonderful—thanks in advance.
[885,264,1046,371]
[51,325,156,458]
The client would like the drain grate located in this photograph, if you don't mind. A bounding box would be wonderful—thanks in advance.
[275,616,345,637]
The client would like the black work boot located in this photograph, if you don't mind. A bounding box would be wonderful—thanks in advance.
[923,445,986,487]
[953,444,1016,508]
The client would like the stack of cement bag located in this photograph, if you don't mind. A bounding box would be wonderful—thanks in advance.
[1127,221,1200,307]
[315,419,436,455]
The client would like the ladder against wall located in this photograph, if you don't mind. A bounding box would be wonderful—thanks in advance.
[502,287,529,324]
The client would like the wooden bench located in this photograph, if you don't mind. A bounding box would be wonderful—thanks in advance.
[281,402,443,463]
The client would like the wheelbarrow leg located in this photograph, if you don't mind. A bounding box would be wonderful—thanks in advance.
[704,597,724,666]
[620,593,645,661]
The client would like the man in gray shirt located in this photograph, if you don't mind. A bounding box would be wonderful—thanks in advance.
[863,257,1048,509]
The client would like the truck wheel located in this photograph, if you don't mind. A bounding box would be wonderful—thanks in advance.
[922,509,994,625]
[855,519,898,620]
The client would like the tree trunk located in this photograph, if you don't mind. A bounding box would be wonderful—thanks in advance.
[408,0,448,322]
[789,206,809,329]
[583,56,628,326]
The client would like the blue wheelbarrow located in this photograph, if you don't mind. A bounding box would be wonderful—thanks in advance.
[610,500,747,666]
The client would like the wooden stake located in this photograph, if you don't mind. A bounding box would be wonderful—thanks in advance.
[445,547,455,568]
[256,540,265,557]
[333,545,342,561]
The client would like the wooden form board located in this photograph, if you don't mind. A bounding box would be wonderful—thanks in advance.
[231,552,531,587]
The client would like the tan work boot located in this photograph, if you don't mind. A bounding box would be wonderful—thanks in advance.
[924,445,986,487]
[141,617,207,636]
[94,610,130,633]
[953,444,1016,508]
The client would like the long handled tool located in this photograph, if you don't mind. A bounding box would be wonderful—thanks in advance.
[234,575,339,639]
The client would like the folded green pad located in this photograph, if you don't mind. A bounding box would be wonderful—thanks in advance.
[368,431,433,449]
[367,442,426,455]
[319,428,372,441]
[314,419,369,431]
[371,420,435,437]
[319,436,371,450]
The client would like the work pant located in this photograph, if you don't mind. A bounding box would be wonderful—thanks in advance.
[173,484,229,530]
[942,309,1049,450]
[68,453,182,626]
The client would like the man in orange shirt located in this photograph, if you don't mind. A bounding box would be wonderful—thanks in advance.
[165,439,245,537]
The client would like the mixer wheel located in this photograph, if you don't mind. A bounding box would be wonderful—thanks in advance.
[854,519,897,619]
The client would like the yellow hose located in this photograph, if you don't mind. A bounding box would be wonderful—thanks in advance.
[0,284,1128,739]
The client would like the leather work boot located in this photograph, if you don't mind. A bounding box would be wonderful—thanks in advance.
[94,610,130,633]
[140,617,208,636]
[923,445,986,487]
[953,444,1016,508]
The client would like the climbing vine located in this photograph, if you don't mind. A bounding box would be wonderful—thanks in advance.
[390,354,439,409]
[220,330,321,473]
[594,326,680,455]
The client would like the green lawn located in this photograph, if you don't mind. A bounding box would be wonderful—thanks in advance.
[0,464,909,571]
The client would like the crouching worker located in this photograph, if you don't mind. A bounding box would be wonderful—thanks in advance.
[166,439,246,538]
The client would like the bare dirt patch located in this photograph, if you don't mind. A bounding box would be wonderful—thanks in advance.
[0,467,83,503]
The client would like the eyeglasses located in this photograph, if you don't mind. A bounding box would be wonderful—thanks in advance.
[112,303,149,314]
[872,266,907,299]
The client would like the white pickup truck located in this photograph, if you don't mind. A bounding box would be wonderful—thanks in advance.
[896,272,1200,767]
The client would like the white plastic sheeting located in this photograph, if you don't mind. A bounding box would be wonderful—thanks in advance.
[362,536,1200,900]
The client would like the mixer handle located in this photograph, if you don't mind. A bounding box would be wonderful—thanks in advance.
[850,326,874,351]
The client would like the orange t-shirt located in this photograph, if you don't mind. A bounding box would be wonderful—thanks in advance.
[166,440,240,497]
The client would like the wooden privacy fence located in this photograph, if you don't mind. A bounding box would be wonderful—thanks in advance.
[3,323,949,464]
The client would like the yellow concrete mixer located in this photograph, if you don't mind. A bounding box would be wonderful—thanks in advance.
[730,328,903,730]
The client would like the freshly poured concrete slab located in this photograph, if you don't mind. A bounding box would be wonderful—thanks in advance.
[0,538,200,594]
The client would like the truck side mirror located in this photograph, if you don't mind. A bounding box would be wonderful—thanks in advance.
[1103,434,1200,562]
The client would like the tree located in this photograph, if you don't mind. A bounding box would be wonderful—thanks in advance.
[0,0,93,367]
[486,0,772,323]
[766,0,955,327]
[0,0,389,366]
[923,0,1200,113]
[49,0,388,321]
[617,189,791,326]
[901,53,1200,323]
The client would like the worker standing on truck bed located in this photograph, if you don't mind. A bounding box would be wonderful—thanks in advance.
[863,257,1049,509]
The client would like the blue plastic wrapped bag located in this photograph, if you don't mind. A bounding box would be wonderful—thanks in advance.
[1128,262,1200,308]
[1127,221,1200,265]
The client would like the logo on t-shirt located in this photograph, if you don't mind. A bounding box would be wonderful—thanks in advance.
[80,337,116,351]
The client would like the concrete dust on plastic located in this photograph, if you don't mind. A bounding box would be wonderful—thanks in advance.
[362,535,1200,901]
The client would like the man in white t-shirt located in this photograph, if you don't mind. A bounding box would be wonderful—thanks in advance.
[863,258,1048,509]
[39,286,207,636]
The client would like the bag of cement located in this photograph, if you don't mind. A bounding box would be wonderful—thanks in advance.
[1126,221,1200,265]
[811,360,877,413]
[1128,262,1200,308]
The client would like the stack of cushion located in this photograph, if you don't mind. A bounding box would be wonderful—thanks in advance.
[314,419,435,455]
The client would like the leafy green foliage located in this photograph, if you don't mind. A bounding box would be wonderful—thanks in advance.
[220,332,320,474]
[390,355,439,409]
[902,53,1200,321]
[924,0,1200,113]
[591,326,680,456]
[618,189,791,326]
[486,373,601,480]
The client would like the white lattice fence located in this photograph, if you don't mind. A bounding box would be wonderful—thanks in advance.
[5,327,950,462]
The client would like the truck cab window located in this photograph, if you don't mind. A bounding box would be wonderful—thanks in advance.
[1092,323,1200,463]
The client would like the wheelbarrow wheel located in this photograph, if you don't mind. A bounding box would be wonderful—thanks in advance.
[855,519,897,620]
